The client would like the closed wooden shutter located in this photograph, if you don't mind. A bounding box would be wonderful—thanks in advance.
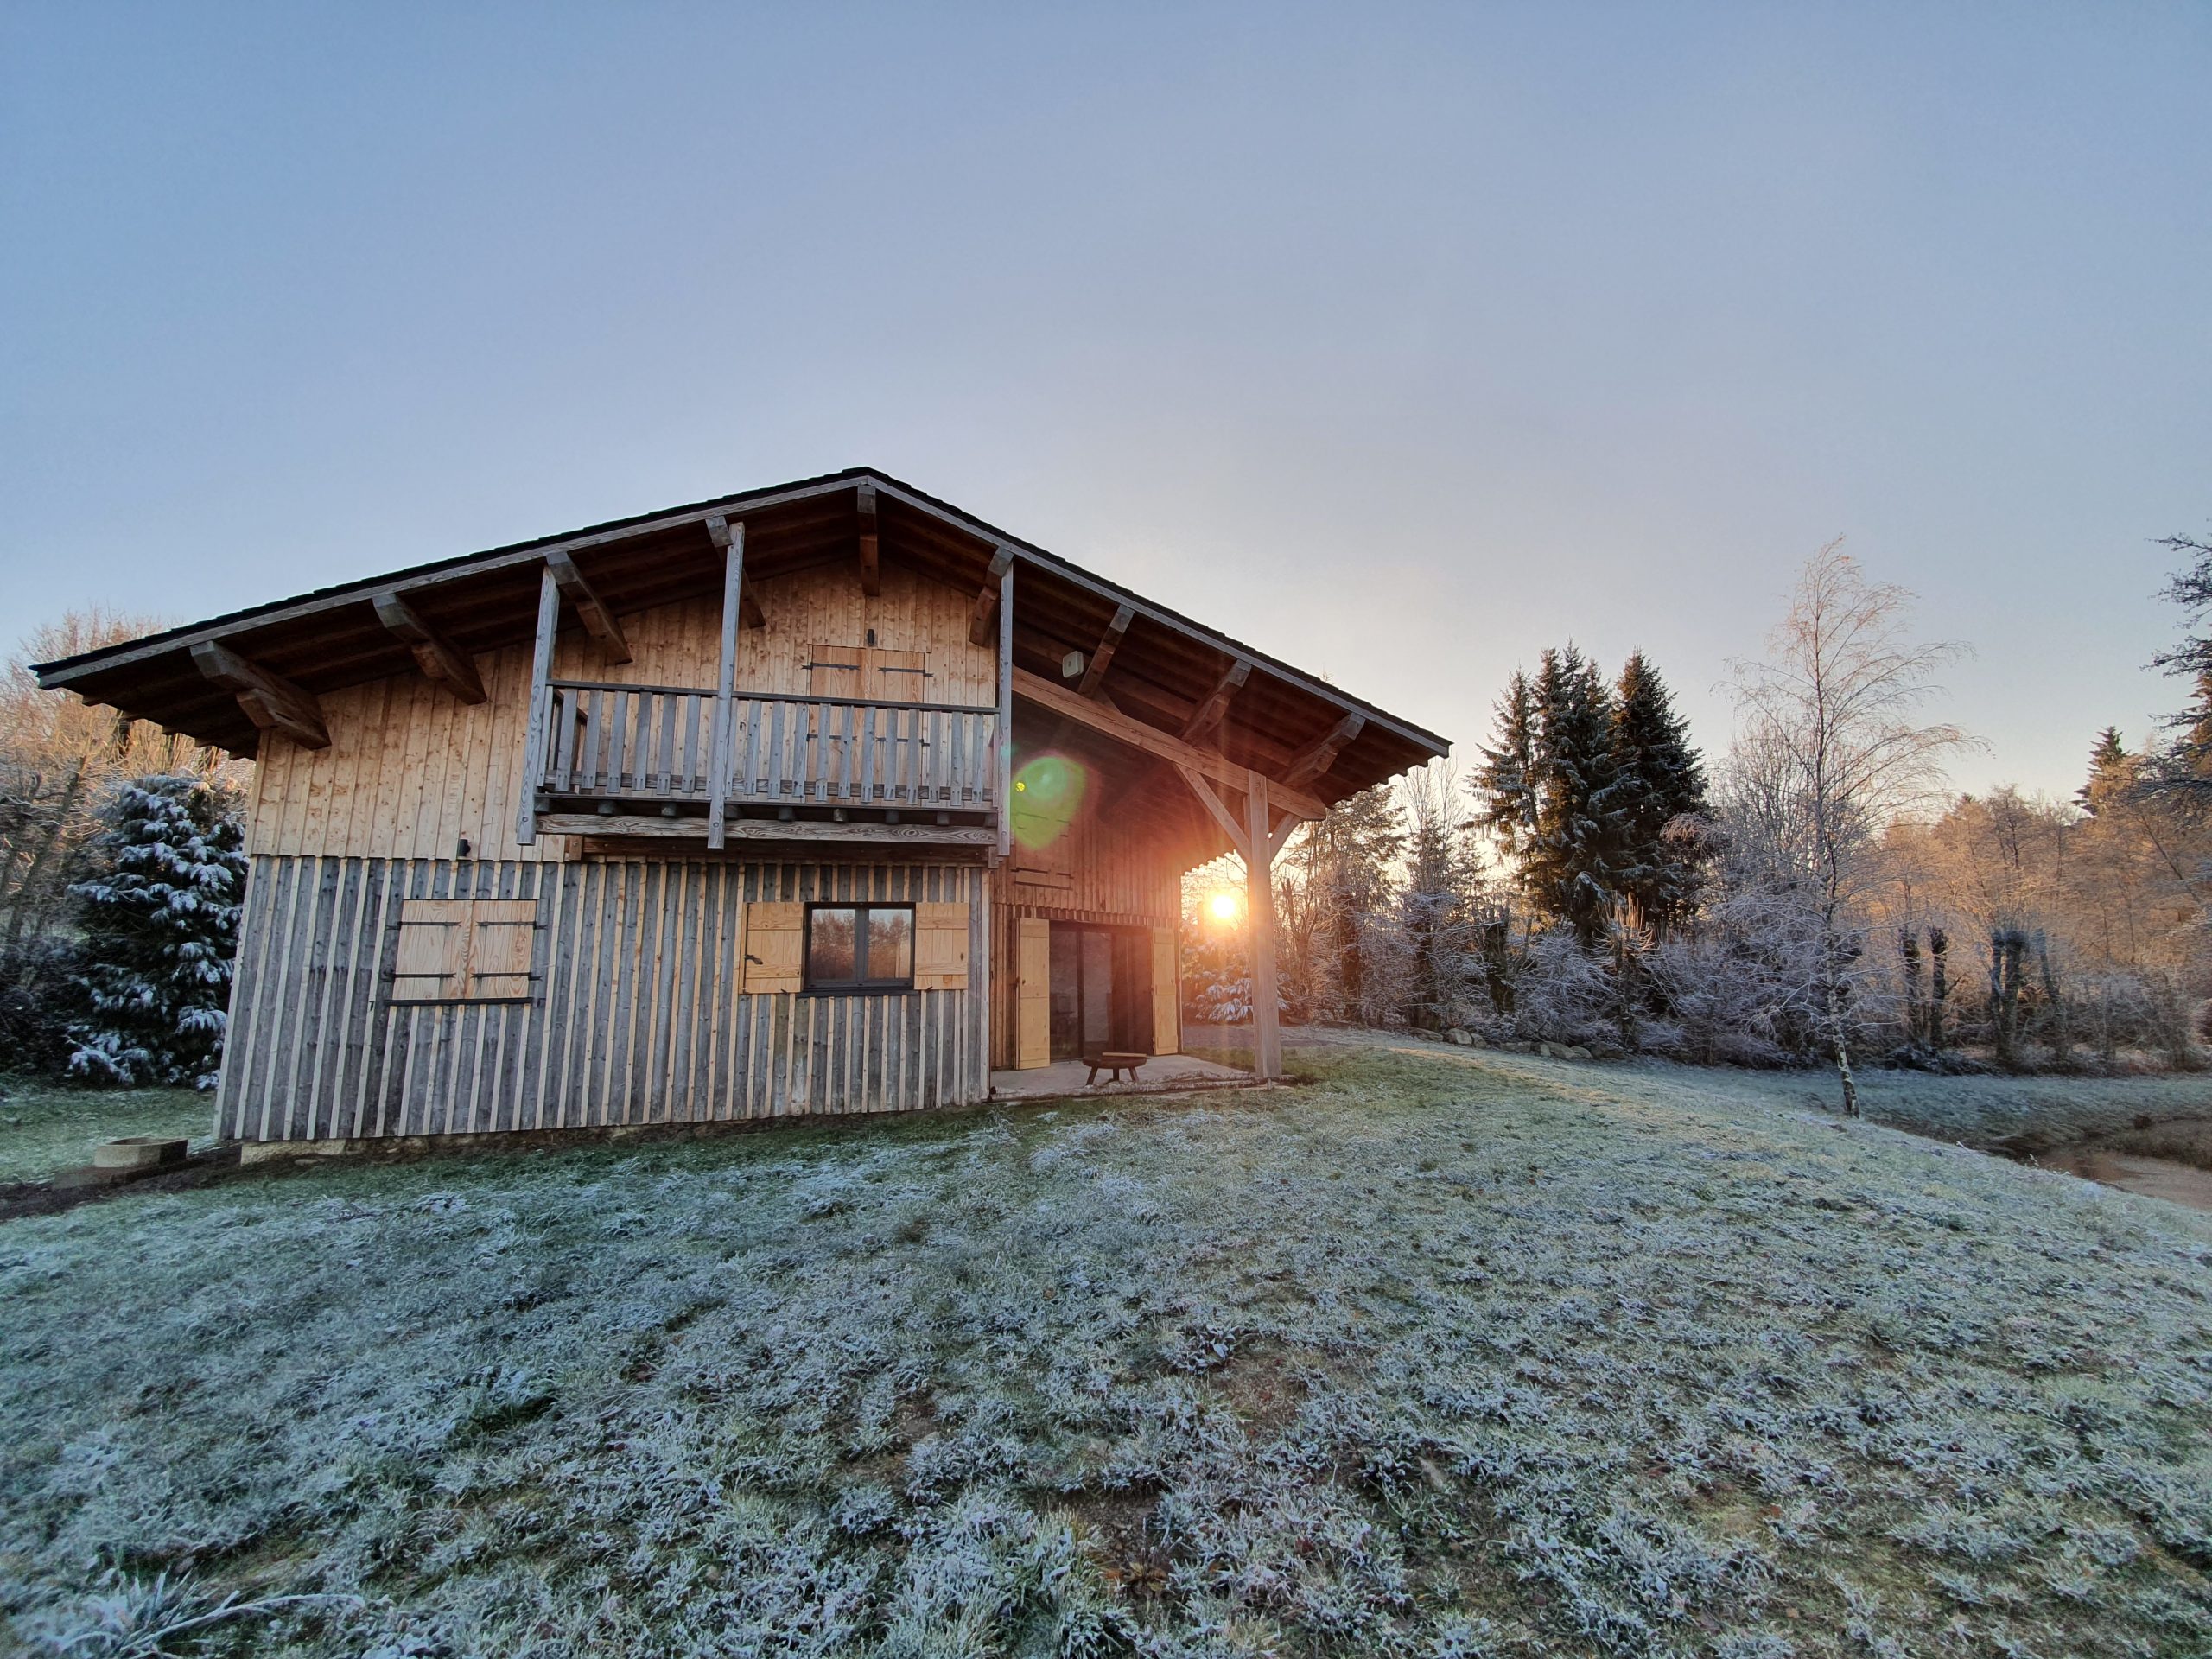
[1015,917,1052,1069]
[742,901,804,994]
[807,645,864,700]
[1151,925,1180,1055]
[391,898,539,1003]
[864,648,928,702]
[914,902,970,990]
[466,901,540,999]
[391,899,471,1001]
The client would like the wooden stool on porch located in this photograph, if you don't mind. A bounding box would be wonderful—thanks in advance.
[1084,1051,1149,1086]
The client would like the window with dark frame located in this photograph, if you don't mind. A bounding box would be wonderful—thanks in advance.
[804,903,915,992]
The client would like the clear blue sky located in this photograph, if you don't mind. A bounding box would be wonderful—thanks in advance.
[4,3,2207,801]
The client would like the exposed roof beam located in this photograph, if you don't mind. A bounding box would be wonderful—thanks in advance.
[190,642,328,750]
[372,590,486,704]
[1078,603,1135,699]
[1014,666,1325,820]
[856,482,880,598]
[1281,712,1365,790]
[968,547,1014,646]
[545,551,632,664]
[1175,764,1250,860]
[1180,657,1251,744]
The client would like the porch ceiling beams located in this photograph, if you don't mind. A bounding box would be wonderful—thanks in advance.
[969,548,1014,646]
[190,641,330,749]
[545,550,632,664]
[1281,712,1365,790]
[1180,657,1250,743]
[1012,666,1326,822]
[1077,603,1135,699]
[856,482,880,597]
[372,591,486,704]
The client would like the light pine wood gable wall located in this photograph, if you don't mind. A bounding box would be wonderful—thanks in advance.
[248,563,998,861]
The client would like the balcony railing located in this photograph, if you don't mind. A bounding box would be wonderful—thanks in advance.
[533,680,1000,817]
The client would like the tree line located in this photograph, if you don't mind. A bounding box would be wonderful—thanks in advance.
[1192,536,2212,1111]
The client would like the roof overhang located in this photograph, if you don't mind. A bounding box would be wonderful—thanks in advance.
[35,466,1449,806]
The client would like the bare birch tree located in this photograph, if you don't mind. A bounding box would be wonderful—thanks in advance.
[1728,543,1975,1115]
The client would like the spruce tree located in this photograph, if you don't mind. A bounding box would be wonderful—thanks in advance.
[1529,645,1626,945]
[68,773,246,1089]
[1474,671,1539,906]
[1610,651,1710,932]
[2077,726,2130,816]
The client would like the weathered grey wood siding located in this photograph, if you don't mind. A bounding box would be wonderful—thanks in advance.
[214,855,991,1141]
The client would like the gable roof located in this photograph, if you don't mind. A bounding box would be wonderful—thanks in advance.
[35,466,1449,804]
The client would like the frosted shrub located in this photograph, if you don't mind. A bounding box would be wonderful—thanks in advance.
[1508,926,1616,1047]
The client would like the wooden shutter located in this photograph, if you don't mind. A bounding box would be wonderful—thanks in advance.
[864,648,928,703]
[807,645,864,700]
[913,902,970,990]
[391,899,472,1002]
[1015,917,1052,1069]
[391,898,538,1003]
[742,901,804,994]
[466,900,539,999]
[1151,925,1180,1055]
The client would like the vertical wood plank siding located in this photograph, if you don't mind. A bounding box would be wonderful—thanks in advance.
[216,855,990,1141]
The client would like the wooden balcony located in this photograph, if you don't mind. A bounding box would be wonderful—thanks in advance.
[525,680,1002,847]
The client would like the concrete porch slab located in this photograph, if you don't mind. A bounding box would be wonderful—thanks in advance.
[988,1052,1254,1102]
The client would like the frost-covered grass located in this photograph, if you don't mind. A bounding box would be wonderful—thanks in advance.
[1342,1031,2212,1153]
[0,1079,212,1183]
[4,1046,2211,1656]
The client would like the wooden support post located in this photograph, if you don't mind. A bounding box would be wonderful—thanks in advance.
[545,550,632,664]
[856,481,880,598]
[514,565,562,847]
[189,642,329,749]
[1181,657,1251,743]
[1244,767,1282,1082]
[969,547,1014,646]
[995,561,1013,860]
[705,516,745,849]
[372,590,486,704]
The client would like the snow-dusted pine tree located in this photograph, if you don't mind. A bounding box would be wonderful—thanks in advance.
[1530,645,1627,944]
[1474,670,1539,897]
[1610,651,1710,934]
[68,774,246,1089]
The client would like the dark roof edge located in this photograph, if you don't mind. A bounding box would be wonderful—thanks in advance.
[35,464,1450,759]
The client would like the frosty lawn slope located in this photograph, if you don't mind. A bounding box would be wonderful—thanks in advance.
[0,1081,211,1184]
[4,1048,2210,1656]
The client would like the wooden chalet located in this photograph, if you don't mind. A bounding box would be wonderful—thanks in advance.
[35,467,1448,1143]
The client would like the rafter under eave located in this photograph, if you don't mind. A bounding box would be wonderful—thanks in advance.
[190,641,329,750]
